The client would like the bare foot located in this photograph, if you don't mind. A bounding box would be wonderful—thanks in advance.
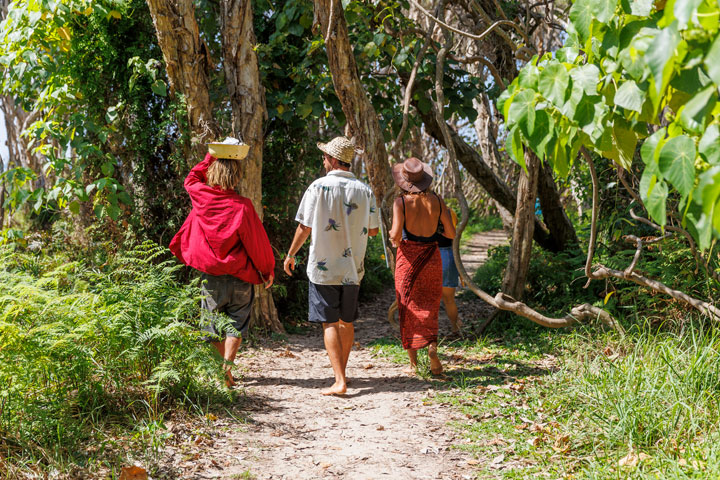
[451,318,463,333]
[321,382,347,396]
[428,346,443,375]
[225,370,236,388]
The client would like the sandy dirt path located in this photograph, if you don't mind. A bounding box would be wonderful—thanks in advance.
[164,231,508,480]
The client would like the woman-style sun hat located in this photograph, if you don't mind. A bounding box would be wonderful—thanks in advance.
[208,137,250,160]
[392,157,433,193]
[317,136,363,165]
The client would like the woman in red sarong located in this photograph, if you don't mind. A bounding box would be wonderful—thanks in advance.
[389,158,456,375]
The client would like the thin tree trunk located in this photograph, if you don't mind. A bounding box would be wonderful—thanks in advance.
[221,0,283,333]
[313,0,395,251]
[502,149,539,300]
[146,0,221,165]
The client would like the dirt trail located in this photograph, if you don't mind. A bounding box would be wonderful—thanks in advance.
[170,230,508,480]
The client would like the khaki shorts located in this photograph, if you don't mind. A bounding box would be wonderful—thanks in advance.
[200,273,254,341]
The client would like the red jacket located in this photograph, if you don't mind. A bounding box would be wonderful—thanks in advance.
[169,154,275,284]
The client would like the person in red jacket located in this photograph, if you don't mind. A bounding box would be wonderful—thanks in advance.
[170,142,274,387]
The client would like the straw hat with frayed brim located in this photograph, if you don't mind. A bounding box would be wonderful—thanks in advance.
[392,157,433,193]
[207,142,250,160]
[317,136,363,165]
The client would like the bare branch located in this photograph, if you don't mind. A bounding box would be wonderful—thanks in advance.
[392,1,439,160]
[409,0,530,47]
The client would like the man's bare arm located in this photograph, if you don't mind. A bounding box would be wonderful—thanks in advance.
[284,224,312,276]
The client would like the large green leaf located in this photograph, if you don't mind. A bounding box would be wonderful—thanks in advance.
[630,0,654,16]
[658,135,696,176]
[569,0,594,42]
[614,80,645,112]
[646,23,680,96]
[611,120,638,169]
[593,0,619,22]
[518,65,539,89]
[538,63,570,106]
[705,33,720,85]
[569,64,601,96]
[678,85,717,133]
[640,127,666,166]
[674,0,703,27]
[667,155,696,199]
[699,124,720,165]
[507,89,536,138]
[644,177,668,226]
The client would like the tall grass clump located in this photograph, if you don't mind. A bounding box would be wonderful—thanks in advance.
[551,322,720,475]
[0,242,224,470]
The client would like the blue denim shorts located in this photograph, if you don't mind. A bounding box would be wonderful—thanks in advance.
[439,247,459,288]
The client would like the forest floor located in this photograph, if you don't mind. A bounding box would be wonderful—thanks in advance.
[147,231,509,480]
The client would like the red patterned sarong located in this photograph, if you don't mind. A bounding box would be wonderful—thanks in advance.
[395,240,442,350]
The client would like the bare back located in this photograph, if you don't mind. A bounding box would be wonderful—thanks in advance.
[403,193,442,237]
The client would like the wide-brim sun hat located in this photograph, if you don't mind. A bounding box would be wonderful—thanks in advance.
[317,136,363,165]
[392,157,433,193]
[208,137,250,160]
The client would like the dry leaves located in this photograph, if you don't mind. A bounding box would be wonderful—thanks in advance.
[119,466,147,480]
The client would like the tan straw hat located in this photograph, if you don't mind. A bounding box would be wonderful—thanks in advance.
[208,137,250,160]
[392,157,433,193]
[317,136,362,164]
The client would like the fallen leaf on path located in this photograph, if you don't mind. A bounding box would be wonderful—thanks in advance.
[467,459,480,465]
[363,363,373,369]
[527,437,542,447]
[278,348,296,358]
[119,466,147,480]
[619,450,639,468]
[376,425,385,431]
[319,462,332,469]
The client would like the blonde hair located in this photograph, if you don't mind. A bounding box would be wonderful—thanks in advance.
[207,158,242,190]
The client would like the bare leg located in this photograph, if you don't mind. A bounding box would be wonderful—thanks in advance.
[428,342,443,375]
[442,287,461,332]
[338,320,354,370]
[217,336,242,387]
[403,348,418,375]
[322,323,347,395]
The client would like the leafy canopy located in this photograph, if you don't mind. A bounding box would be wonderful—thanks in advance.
[500,0,720,249]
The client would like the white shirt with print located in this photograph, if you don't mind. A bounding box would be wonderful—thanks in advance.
[295,170,380,285]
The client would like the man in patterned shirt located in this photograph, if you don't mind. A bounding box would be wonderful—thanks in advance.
[284,136,380,395]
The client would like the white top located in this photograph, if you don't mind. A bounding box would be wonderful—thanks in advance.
[296,170,380,285]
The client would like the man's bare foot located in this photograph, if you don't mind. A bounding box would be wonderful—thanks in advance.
[321,382,347,396]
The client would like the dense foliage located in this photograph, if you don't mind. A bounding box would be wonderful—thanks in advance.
[500,0,720,249]
[0,242,228,468]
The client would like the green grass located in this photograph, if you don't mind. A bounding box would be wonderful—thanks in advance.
[372,317,720,478]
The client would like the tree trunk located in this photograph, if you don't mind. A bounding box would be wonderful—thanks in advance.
[313,0,395,244]
[220,0,283,334]
[502,150,539,300]
[537,162,579,250]
[146,0,221,164]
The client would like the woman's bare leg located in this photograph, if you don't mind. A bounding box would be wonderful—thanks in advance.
[428,342,443,375]
[442,287,461,332]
